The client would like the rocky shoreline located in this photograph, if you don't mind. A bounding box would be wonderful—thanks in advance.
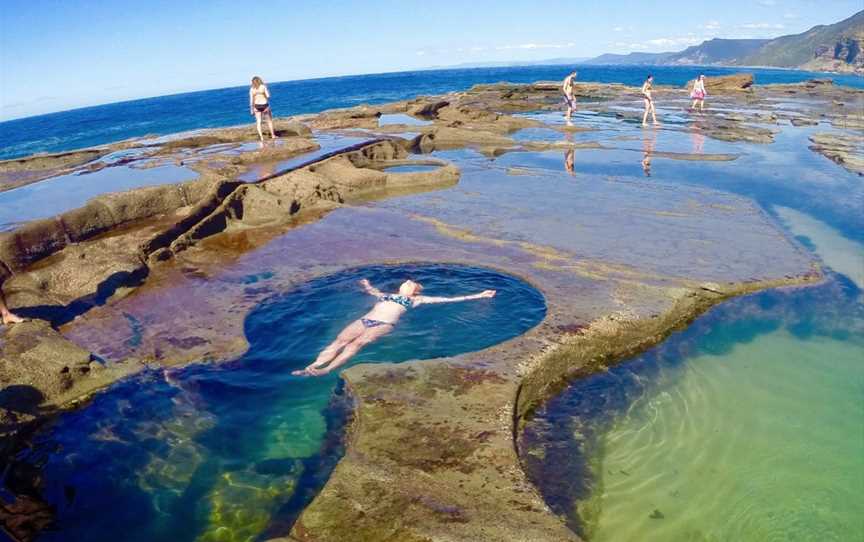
[0,75,859,541]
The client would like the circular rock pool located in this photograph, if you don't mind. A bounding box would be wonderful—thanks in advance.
[2,263,545,542]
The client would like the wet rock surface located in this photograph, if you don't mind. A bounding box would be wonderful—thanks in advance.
[1,77,859,541]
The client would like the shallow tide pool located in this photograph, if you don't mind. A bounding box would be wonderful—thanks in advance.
[521,276,864,542]
[3,264,545,542]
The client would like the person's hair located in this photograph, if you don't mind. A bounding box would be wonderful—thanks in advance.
[251,76,263,88]
[646,74,653,80]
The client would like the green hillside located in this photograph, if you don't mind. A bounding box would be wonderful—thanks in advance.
[741,10,863,68]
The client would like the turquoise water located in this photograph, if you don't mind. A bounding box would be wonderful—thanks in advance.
[521,275,864,541]
[1,264,545,542]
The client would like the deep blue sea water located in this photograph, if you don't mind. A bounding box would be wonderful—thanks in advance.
[1,64,861,160]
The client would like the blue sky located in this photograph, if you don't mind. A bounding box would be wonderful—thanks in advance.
[1,0,860,120]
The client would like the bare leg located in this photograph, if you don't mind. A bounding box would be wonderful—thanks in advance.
[266,111,277,139]
[0,290,24,325]
[292,320,365,375]
[254,111,264,142]
[307,325,392,376]
[642,99,650,126]
[651,102,659,125]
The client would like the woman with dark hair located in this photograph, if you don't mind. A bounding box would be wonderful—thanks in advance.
[292,278,496,376]
[641,74,659,127]
[249,76,277,143]
[690,74,708,112]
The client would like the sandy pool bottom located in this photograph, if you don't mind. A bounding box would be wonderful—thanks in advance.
[584,327,863,542]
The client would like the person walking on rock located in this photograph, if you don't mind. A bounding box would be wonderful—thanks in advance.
[562,71,578,119]
[1,288,24,325]
[690,74,708,112]
[249,76,277,143]
[641,74,659,127]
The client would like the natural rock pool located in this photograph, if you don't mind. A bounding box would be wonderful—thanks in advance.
[521,274,864,541]
[3,264,545,542]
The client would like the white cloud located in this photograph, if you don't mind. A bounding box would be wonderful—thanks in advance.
[699,20,721,30]
[757,0,778,6]
[783,12,799,19]
[613,26,624,32]
[740,22,785,29]
[647,36,703,47]
[494,42,577,51]
[416,51,426,56]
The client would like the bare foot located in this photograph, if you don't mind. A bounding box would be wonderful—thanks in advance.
[1,312,25,325]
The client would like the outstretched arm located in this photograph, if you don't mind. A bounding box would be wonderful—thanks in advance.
[415,290,496,305]
[359,278,384,297]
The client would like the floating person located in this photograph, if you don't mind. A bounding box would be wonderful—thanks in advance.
[690,74,708,112]
[291,278,496,376]
[249,76,277,143]
[0,287,24,325]
[641,74,659,127]
[562,71,578,119]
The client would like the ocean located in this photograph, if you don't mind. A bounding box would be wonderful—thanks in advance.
[1,64,861,161]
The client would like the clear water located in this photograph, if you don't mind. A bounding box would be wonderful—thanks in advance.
[382,164,442,173]
[0,163,196,231]
[378,114,432,127]
[3,264,545,542]
[2,65,860,160]
[236,133,371,182]
[521,277,864,541]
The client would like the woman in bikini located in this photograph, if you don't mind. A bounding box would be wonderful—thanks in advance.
[249,76,277,143]
[292,278,496,376]
[690,74,708,112]
[641,74,659,127]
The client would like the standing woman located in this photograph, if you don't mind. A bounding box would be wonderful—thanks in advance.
[641,74,659,127]
[562,70,578,119]
[249,76,277,143]
[690,74,708,112]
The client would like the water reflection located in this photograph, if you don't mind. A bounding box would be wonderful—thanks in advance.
[641,128,657,177]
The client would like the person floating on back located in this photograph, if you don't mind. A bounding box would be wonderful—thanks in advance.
[690,74,708,112]
[641,74,659,127]
[291,278,496,376]
[562,71,578,119]
[0,288,24,326]
[249,76,277,143]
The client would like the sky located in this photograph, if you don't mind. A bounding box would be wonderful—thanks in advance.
[1,0,861,120]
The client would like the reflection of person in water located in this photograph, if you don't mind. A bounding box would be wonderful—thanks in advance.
[292,279,496,376]
[691,129,705,154]
[564,147,575,175]
[641,127,657,176]
[563,127,576,176]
